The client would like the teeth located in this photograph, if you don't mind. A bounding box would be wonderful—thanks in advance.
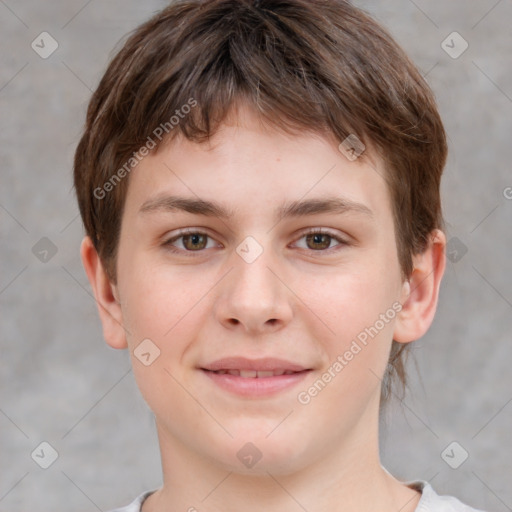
[240,370,258,378]
[212,369,296,377]
[256,371,275,378]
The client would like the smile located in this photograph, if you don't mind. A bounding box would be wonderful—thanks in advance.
[208,369,299,377]
[201,368,311,397]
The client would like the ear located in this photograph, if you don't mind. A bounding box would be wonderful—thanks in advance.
[393,229,446,343]
[80,236,128,349]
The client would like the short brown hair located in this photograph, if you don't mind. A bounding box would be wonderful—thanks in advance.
[73,0,447,406]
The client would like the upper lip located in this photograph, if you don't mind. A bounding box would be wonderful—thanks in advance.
[201,357,309,372]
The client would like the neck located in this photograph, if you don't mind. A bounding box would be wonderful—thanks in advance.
[143,394,421,512]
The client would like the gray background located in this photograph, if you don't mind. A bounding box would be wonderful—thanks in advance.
[1,0,511,510]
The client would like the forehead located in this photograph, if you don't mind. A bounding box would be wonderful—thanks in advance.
[123,106,392,227]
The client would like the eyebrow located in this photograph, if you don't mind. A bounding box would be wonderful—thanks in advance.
[138,194,374,221]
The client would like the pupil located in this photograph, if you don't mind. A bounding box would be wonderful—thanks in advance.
[185,234,205,250]
[307,233,330,250]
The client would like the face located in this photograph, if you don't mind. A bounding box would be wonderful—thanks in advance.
[109,103,411,475]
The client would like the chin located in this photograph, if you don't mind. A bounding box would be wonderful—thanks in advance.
[210,432,311,476]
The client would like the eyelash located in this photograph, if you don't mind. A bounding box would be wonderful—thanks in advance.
[162,228,350,256]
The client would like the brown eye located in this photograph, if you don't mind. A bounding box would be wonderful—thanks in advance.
[305,233,332,250]
[294,229,349,253]
[181,233,208,250]
[163,230,217,255]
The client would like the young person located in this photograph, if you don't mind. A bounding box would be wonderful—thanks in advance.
[73,1,486,511]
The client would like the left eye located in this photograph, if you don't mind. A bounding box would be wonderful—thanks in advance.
[162,229,348,255]
[294,230,347,251]
[163,231,217,252]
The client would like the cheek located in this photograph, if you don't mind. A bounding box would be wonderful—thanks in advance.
[119,258,201,340]
[295,270,398,421]
[119,262,214,386]
[296,251,400,397]
[302,263,397,339]
[119,270,195,416]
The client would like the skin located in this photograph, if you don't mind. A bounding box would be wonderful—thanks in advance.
[81,102,446,512]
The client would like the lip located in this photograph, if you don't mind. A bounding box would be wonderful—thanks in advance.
[200,357,312,398]
[201,357,309,372]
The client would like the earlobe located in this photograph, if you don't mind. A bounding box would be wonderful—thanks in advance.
[80,236,128,349]
[393,229,446,344]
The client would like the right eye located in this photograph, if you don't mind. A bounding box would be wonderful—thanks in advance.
[162,229,221,255]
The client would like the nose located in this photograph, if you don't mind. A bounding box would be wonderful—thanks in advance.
[213,241,294,335]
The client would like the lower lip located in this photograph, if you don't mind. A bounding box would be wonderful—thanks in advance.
[201,369,311,397]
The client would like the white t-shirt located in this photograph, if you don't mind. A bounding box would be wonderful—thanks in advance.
[107,480,487,512]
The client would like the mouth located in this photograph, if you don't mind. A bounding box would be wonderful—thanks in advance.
[201,356,310,373]
[204,369,303,378]
[199,357,312,397]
